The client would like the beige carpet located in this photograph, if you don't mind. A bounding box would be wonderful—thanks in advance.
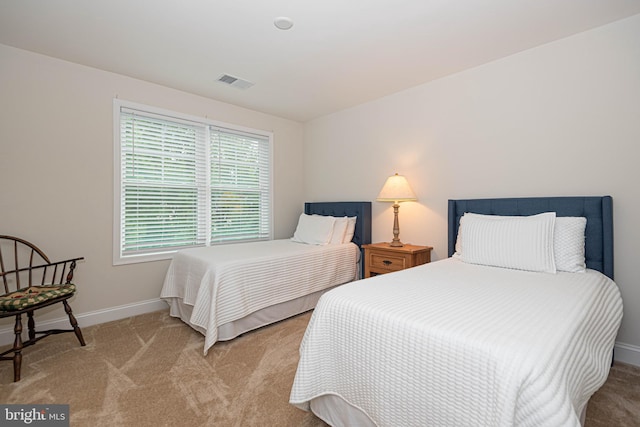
[1,309,638,426]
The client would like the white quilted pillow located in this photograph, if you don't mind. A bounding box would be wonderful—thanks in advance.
[291,214,335,245]
[329,216,349,244]
[458,212,557,273]
[554,217,587,273]
[343,216,357,243]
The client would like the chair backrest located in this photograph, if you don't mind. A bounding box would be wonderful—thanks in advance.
[0,235,51,294]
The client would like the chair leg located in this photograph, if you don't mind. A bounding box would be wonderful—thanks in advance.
[27,310,36,341]
[63,300,86,346]
[13,314,24,382]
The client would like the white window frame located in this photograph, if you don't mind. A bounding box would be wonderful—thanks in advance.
[113,99,273,265]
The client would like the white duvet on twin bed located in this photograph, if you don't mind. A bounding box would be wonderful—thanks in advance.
[290,258,623,427]
[161,239,358,354]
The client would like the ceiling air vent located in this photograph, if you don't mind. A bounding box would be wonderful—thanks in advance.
[216,74,254,90]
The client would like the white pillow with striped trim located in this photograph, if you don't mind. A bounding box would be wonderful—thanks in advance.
[457,212,557,273]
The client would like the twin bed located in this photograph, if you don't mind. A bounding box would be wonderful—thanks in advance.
[160,201,371,354]
[290,196,623,427]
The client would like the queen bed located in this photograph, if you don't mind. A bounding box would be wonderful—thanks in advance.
[290,196,623,427]
[161,201,371,354]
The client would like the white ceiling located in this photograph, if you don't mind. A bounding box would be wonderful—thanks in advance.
[1,1,639,122]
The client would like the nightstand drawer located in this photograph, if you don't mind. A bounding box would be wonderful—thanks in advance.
[369,253,408,272]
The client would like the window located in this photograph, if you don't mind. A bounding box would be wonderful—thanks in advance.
[113,100,272,264]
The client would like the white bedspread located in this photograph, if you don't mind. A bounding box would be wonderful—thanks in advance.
[161,239,358,354]
[290,258,623,427]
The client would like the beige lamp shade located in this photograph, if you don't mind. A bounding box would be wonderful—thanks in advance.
[376,173,417,203]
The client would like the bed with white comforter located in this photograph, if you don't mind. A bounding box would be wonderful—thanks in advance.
[162,240,358,354]
[290,258,622,426]
[289,196,623,426]
[161,201,372,354]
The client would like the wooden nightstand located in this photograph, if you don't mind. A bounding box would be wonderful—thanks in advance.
[362,243,433,278]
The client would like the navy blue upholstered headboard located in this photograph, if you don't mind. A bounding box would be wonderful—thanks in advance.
[448,196,614,279]
[305,201,372,277]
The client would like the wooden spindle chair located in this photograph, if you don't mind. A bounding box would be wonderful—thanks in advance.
[0,235,85,382]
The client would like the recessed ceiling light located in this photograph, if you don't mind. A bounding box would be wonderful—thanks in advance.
[274,17,294,30]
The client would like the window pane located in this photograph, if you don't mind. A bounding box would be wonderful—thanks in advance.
[210,127,270,243]
[123,185,202,252]
[120,111,206,256]
[210,190,265,242]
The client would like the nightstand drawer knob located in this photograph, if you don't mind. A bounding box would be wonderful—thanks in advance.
[383,260,392,266]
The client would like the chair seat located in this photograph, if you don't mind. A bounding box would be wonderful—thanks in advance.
[0,284,76,312]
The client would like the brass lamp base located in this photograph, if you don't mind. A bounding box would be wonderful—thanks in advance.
[388,203,404,247]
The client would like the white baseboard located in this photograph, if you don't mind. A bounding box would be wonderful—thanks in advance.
[0,298,168,347]
[614,341,640,367]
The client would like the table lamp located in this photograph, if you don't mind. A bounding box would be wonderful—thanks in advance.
[376,173,417,247]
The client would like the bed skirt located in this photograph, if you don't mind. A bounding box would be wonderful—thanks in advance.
[164,284,339,342]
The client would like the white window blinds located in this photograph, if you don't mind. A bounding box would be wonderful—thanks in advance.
[115,101,272,264]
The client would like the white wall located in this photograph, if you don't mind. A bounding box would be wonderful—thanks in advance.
[0,44,305,329]
[303,15,640,363]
